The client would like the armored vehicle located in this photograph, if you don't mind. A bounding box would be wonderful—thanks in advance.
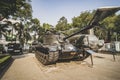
[35,31,89,65]
[35,6,120,65]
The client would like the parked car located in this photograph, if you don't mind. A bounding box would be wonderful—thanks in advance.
[7,43,23,55]
[0,44,4,53]
[0,44,7,54]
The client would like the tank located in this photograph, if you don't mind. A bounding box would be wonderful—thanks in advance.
[35,31,90,65]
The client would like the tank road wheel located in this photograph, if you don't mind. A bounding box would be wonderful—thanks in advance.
[40,54,49,65]
[53,52,59,62]
[48,52,59,64]
[35,51,59,65]
[48,52,55,63]
[35,51,49,65]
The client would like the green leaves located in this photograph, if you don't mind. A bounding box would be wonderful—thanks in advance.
[43,23,51,31]
[56,16,68,31]
[72,11,93,28]
[0,0,16,19]
[55,10,120,41]
[0,0,32,21]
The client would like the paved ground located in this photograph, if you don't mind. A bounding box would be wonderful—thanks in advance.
[1,53,120,80]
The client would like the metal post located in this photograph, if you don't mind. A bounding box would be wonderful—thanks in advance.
[113,53,116,61]
[90,55,93,66]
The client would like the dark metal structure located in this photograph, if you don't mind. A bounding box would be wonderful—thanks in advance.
[35,7,120,65]
[35,32,83,64]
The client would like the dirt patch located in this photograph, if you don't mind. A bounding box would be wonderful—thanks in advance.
[1,53,120,80]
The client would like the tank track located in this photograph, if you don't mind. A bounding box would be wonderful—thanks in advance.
[35,51,59,65]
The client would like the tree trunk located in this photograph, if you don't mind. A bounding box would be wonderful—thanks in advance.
[106,30,111,43]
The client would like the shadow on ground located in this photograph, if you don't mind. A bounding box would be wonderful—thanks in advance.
[0,58,14,79]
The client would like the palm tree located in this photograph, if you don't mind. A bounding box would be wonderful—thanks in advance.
[31,18,41,42]
[0,21,12,39]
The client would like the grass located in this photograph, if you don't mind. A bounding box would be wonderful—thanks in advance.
[0,56,11,64]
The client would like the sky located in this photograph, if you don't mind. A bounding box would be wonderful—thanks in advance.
[31,0,120,26]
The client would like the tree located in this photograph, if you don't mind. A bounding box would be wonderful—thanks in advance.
[15,0,32,21]
[31,18,40,31]
[31,18,40,34]
[72,11,93,34]
[14,0,32,45]
[0,0,32,45]
[94,27,106,40]
[99,15,117,42]
[43,23,51,31]
[30,21,52,43]
[56,16,69,31]
[0,0,16,20]
[72,11,93,27]
[113,14,120,41]
[94,13,120,41]
[0,0,32,21]
[0,23,9,38]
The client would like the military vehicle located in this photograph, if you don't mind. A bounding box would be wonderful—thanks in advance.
[35,31,84,65]
[68,34,104,51]
[35,6,120,65]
